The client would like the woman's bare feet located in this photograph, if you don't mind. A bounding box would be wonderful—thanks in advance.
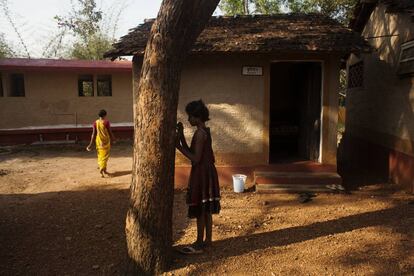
[103,170,112,177]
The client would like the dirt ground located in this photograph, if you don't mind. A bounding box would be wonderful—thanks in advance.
[0,142,413,275]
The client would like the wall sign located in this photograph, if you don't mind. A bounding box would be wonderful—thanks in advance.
[242,66,263,76]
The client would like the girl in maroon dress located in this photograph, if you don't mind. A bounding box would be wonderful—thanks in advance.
[176,100,220,253]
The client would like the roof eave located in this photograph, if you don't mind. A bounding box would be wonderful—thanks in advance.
[106,47,370,60]
[349,0,378,32]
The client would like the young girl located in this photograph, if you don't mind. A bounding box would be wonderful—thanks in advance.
[86,109,116,177]
[176,100,220,254]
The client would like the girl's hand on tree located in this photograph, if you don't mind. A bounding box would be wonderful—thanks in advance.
[176,122,184,135]
[175,134,182,149]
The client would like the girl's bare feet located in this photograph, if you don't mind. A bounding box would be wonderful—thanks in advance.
[192,241,204,250]
[203,240,212,248]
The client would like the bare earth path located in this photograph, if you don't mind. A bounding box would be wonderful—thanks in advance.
[0,143,413,275]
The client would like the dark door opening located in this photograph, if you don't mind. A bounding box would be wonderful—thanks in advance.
[269,62,322,163]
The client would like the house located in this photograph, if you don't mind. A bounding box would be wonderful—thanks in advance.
[1,14,367,186]
[343,0,414,192]
[0,58,134,143]
[106,13,368,186]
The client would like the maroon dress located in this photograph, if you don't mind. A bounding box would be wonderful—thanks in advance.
[187,127,221,218]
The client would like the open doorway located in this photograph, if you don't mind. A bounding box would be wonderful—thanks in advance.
[269,62,322,163]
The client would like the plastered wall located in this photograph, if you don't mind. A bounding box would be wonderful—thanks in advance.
[0,70,133,129]
[176,55,266,166]
[175,53,340,166]
[346,3,414,156]
[1,52,341,167]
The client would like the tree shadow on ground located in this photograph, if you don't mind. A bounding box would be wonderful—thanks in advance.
[0,188,189,275]
[338,240,414,275]
[174,203,414,273]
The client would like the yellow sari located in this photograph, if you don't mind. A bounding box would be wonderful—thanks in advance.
[95,119,111,170]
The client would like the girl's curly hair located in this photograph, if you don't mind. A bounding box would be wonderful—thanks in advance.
[185,100,210,122]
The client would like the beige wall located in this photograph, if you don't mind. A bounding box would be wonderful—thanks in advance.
[346,3,414,156]
[175,53,340,166]
[1,52,341,167]
[176,55,266,166]
[322,55,341,164]
[0,70,133,128]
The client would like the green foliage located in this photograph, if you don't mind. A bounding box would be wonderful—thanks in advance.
[286,0,358,23]
[219,0,282,15]
[70,33,114,60]
[54,0,116,60]
[219,0,247,15]
[219,0,357,23]
[54,0,103,40]
[254,0,281,14]
[0,33,14,58]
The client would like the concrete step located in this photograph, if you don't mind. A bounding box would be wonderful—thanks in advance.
[254,171,341,184]
[254,171,342,193]
[31,140,76,145]
[254,171,340,177]
[255,183,334,193]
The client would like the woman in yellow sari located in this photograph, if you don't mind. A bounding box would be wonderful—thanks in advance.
[86,109,116,177]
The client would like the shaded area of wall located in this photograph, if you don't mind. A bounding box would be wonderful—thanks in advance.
[338,134,390,189]
[343,4,414,193]
[322,55,341,165]
[339,133,414,193]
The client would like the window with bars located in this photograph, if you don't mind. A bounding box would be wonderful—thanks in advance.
[348,61,364,89]
[78,75,94,97]
[0,73,3,97]
[398,40,414,76]
[97,75,112,96]
[9,73,25,97]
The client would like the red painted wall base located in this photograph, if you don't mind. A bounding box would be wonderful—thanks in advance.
[0,127,134,145]
[339,134,414,193]
[390,150,414,194]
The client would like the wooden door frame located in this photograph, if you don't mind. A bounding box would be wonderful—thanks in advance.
[266,60,324,163]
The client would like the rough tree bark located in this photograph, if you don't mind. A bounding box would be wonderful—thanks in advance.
[126,0,220,274]
[244,0,250,15]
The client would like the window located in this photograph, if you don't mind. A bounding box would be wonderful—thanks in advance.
[398,40,414,76]
[9,73,25,97]
[348,61,364,89]
[0,73,3,97]
[78,75,94,96]
[97,75,112,96]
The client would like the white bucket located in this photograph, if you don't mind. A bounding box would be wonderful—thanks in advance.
[232,174,247,193]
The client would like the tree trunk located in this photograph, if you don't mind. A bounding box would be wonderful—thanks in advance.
[244,0,250,15]
[126,0,219,274]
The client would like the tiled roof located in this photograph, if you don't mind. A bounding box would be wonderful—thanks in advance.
[105,13,369,58]
[0,58,132,71]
